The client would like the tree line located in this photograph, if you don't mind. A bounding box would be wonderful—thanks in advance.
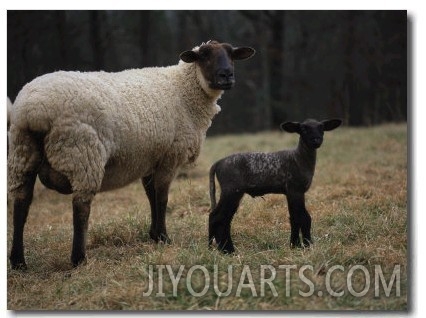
[7,10,407,135]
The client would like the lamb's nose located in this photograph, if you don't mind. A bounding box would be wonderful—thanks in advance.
[313,138,322,145]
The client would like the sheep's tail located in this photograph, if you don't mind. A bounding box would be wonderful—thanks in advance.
[7,97,12,130]
[209,162,218,210]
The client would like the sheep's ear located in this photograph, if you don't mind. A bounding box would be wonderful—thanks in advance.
[280,122,301,133]
[322,119,342,131]
[180,50,199,63]
[232,47,256,60]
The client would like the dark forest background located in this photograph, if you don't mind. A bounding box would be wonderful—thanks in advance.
[7,10,407,135]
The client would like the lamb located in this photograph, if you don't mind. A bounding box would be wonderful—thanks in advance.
[208,118,342,253]
[8,40,255,269]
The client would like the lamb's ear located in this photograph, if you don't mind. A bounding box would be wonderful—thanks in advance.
[280,122,301,133]
[232,47,255,60]
[322,119,342,131]
[180,50,199,63]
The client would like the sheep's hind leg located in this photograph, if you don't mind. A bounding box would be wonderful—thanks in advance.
[209,192,242,254]
[45,125,105,266]
[8,128,42,270]
[9,173,37,270]
[71,194,93,266]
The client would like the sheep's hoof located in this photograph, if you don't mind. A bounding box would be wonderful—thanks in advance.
[71,254,87,268]
[150,231,171,244]
[159,235,171,244]
[10,261,28,271]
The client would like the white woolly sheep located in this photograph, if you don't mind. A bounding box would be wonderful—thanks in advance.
[8,40,255,269]
[208,118,342,253]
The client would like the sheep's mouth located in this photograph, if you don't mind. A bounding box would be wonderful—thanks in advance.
[211,82,235,90]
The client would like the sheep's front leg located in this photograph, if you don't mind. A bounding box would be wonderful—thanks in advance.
[286,193,312,248]
[71,194,93,267]
[142,175,161,241]
[148,171,174,244]
[9,173,37,270]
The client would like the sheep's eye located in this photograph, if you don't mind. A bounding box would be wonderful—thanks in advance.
[199,48,210,60]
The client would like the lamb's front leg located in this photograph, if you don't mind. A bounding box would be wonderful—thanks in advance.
[300,209,312,247]
[286,192,312,248]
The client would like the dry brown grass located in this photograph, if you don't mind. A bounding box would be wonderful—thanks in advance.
[7,123,407,310]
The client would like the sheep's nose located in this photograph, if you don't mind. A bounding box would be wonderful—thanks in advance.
[216,69,234,81]
[215,69,235,89]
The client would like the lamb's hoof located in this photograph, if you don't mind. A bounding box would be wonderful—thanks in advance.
[290,241,302,249]
[218,243,235,254]
[302,239,312,248]
[291,240,312,249]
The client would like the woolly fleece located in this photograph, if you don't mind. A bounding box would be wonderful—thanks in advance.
[8,61,222,199]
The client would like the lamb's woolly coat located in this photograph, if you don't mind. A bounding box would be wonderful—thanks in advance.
[8,61,221,198]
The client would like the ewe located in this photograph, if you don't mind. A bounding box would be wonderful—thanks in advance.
[8,40,255,269]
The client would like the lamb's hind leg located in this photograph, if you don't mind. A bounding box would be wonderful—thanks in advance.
[8,129,42,270]
[300,211,312,247]
[209,192,243,254]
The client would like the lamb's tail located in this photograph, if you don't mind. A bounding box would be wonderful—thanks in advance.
[209,162,218,210]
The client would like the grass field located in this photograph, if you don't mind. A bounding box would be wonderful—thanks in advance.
[7,123,407,311]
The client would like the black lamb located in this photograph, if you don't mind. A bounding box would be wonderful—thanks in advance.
[208,118,342,253]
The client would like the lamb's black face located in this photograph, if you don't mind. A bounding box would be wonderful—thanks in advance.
[300,121,325,149]
[280,119,342,149]
[179,41,255,90]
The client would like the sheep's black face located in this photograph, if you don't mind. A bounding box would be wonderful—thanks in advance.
[180,41,255,90]
[281,119,342,149]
